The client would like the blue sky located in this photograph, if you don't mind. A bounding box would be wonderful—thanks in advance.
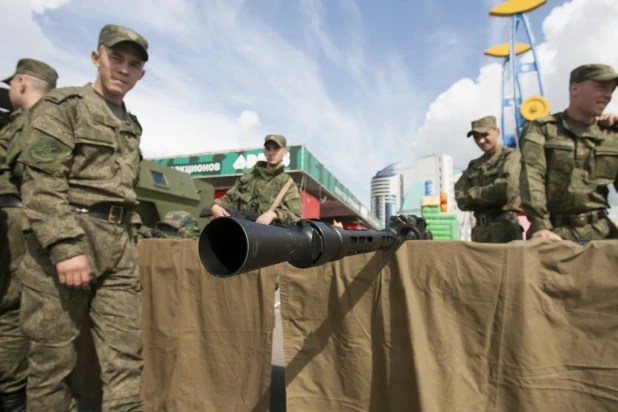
[2,0,618,207]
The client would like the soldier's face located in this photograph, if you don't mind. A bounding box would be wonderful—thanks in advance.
[93,44,145,99]
[264,142,287,167]
[571,79,617,116]
[472,128,500,154]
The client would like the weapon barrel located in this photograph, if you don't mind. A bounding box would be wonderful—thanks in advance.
[199,217,407,277]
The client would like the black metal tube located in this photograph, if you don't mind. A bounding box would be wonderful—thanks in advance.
[198,217,317,277]
[199,217,413,277]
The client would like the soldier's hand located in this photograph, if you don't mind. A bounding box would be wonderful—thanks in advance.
[531,229,562,240]
[56,255,91,289]
[211,204,230,218]
[256,210,277,225]
[597,113,618,128]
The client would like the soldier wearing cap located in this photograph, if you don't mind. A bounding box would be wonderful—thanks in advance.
[16,24,148,411]
[455,115,523,243]
[519,63,618,241]
[210,134,302,226]
[0,58,58,412]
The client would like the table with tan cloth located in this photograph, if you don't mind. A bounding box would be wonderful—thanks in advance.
[72,238,618,411]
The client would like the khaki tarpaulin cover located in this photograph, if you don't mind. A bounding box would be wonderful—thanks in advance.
[71,239,278,411]
[71,238,618,411]
[280,239,618,411]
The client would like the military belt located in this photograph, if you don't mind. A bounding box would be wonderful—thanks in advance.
[0,194,22,208]
[69,202,131,225]
[475,211,517,226]
[551,209,608,228]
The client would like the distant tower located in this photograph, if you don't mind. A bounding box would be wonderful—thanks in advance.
[485,0,550,149]
[371,163,403,228]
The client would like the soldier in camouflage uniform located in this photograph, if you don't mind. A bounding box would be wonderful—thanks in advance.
[0,59,58,412]
[210,134,302,225]
[520,64,618,241]
[455,115,523,243]
[16,24,148,411]
[137,210,201,239]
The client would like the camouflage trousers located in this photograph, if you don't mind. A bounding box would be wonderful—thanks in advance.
[550,217,618,241]
[0,207,29,395]
[18,213,144,412]
[471,218,523,243]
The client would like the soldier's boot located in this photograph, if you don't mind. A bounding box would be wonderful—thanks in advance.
[0,389,26,412]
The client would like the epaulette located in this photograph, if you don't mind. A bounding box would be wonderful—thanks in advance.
[531,113,558,125]
[43,86,84,105]
[129,113,142,134]
[467,157,480,168]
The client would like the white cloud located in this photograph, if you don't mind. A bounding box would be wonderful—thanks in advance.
[28,0,70,14]
[238,110,261,131]
[3,0,617,207]
[2,0,425,205]
[412,0,618,171]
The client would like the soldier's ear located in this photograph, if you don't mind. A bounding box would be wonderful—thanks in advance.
[91,48,102,69]
[16,75,27,94]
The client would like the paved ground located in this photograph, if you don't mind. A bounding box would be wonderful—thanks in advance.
[272,289,284,366]
[270,289,287,411]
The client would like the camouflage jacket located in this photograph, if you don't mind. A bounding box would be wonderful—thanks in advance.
[213,161,302,224]
[0,108,31,197]
[19,84,143,264]
[519,111,618,235]
[455,145,522,214]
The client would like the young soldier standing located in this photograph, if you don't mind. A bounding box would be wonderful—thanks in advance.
[455,115,523,243]
[17,25,148,411]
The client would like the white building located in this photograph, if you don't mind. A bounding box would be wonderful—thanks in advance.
[400,154,456,212]
[370,163,403,228]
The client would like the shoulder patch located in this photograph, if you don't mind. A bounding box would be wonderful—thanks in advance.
[29,136,64,163]
[43,86,84,105]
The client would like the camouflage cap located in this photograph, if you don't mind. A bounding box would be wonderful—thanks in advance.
[2,58,59,87]
[264,134,287,148]
[98,24,149,62]
[156,210,198,230]
[466,115,497,137]
[570,64,618,83]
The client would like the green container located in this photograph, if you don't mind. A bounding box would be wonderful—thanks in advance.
[423,214,458,221]
[426,225,451,232]
[421,206,441,214]
[421,209,459,240]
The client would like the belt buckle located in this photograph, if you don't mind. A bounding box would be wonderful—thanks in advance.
[479,215,488,225]
[108,205,124,225]
[572,213,588,227]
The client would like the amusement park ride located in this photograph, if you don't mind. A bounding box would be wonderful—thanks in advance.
[484,0,550,149]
